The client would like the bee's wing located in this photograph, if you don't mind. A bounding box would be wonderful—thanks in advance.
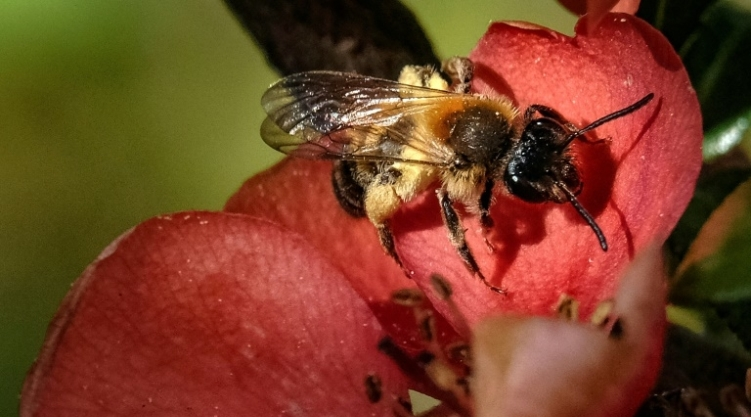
[261,71,457,165]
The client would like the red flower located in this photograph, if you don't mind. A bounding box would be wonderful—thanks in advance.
[21,13,700,417]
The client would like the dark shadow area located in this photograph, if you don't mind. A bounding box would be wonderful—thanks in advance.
[472,61,516,101]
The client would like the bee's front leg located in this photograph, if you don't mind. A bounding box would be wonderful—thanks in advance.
[441,57,474,94]
[437,189,503,293]
[478,178,496,252]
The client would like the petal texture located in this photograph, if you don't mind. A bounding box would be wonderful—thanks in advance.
[22,212,409,416]
[226,159,411,301]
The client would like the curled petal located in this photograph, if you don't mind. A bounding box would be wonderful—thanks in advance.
[22,212,410,416]
[472,244,666,417]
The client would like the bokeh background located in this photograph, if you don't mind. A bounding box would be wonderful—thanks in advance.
[0,1,575,414]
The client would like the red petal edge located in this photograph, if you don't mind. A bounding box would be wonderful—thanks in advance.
[21,212,410,417]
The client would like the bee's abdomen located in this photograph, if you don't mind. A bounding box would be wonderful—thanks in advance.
[332,160,368,217]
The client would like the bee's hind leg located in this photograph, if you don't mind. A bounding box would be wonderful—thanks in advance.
[437,189,504,294]
[362,174,415,277]
[374,221,411,276]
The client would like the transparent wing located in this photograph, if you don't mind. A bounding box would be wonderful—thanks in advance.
[260,71,459,165]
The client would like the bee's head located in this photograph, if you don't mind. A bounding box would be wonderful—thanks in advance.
[503,93,654,205]
[498,94,653,252]
[502,118,580,203]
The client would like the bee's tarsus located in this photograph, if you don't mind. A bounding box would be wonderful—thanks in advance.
[483,236,495,253]
[376,222,404,268]
[476,270,505,294]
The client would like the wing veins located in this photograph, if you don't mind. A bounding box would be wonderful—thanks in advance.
[261,71,460,166]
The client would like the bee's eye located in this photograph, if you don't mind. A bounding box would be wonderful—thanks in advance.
[504,153,581,204]
[502,118,581,204]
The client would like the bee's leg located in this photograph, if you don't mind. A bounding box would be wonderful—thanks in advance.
[364,171,411,275]
[525,104,582,140]
[525,104,608,144]
[478,178,496,252]
[437,189,480,273]
[437,189,504,293]
[331,161,367,218]
[524,104,574,128]
[441,57,474,94]
[375,221,406,271]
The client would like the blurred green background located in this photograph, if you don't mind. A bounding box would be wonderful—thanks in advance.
[0,1,573,414]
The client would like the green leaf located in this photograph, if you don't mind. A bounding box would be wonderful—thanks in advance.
[713,300,751,352]
[638,0,751,137]
[636,0,717,50]
[636,323,750,417]
[671,179,751,303]
[680,0,751,132]
[666,167,751,266]
[658,323,750,388]
[703,107,751,161]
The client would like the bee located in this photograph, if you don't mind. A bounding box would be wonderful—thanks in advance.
[260,57,653,292]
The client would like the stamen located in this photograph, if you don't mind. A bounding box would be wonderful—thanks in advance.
[364,373,383,404]
[590,299,614,328]
[554,294,580,321]
[391,289,425,307]
[430,274,453,300]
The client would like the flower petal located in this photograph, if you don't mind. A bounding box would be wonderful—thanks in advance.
[394,14,701,326]
[225,158,468,354]
[21,212,410,416]
[472,244,666,417]
[226,159,412,301]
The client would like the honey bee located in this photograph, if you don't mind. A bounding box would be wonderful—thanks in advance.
[260,57,653,292]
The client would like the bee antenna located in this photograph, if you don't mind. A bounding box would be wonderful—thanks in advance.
[564,93,654,146]
[555,181,608,251]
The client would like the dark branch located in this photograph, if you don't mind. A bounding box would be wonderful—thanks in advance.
[224,0,440,78]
